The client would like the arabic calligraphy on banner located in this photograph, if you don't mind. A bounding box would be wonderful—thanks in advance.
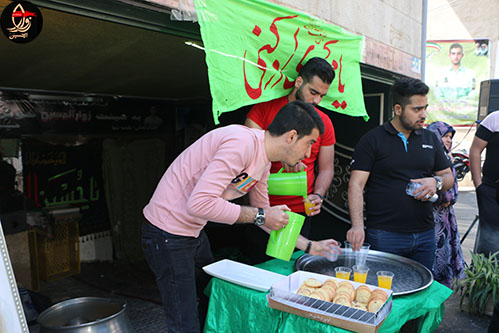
[194,0,367,124]
[22,140,109,231]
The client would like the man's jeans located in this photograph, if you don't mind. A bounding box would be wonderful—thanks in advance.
[141,222,214,333]
[366,228,436,270]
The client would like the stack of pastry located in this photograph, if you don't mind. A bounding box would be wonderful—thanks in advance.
[295,278,388,313]
[366,288,389,312]
[297,278,338,301]
[333,281,356,306]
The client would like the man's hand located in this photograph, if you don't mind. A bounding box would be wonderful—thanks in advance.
[346,226,365,251]
[281,161,306,173]
[304,193,323,216]
[309,239,341,257]
[264,205,291,230]
[409,178,437,201]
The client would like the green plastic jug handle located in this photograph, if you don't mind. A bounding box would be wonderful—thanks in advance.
[277,167,284,174]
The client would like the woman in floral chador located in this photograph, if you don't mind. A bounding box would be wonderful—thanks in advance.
[427,121,466,288]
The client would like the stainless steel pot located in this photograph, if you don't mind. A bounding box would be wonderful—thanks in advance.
[37,297,135,333]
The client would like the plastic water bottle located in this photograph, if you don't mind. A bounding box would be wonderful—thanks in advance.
[406,182,438,203]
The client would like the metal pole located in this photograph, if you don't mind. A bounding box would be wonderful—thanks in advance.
[421,0,428,81]
[460,215,480,244]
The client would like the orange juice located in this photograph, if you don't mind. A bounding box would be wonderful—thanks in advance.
[354,271,368,283]
[304,198,315,216]
[335,272,350,280]
[377,275,393,289]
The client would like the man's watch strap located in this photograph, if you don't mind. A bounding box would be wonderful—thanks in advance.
[253,208,265,226]
[313,193,324,200]
[305,241,312,254]
[434,176,443,191]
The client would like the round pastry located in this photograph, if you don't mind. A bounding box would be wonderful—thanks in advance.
[352,302,368,311]
[324,278,339,289]
[355,285,372,304]
[336,286,356,300]
[367,298,385,312]
[338,281,355,291]
[297,286,314,297]
[303,278,323,288]
[370,289,388,301]
[320,285,336,300]
[334,290,353,303]
[309,291,327,301]
[333,294,352,307]
[315,288,332,302]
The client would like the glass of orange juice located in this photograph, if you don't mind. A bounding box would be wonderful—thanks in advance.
[334,266,352,280]
[304,197,315,216]
[352,265,369,283]
[376,271,394,289]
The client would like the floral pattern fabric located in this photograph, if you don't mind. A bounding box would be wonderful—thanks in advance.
[427,121,466,288]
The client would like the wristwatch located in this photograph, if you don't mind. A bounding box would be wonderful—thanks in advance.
[434,176,443,192]
[253,208,265,226]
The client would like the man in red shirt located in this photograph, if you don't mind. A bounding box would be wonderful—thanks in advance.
[245,57,336,263]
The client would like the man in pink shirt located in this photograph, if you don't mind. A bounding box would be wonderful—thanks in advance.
[245,57,336,263]
[142,100,340,332]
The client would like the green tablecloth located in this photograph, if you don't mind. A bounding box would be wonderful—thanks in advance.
[204,252,453,333]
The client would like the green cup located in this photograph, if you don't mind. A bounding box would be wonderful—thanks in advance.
[267,167,308,198]
[265,211,305,261]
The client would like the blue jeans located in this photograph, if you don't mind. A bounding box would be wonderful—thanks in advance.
[366,228,436,270]
[141,223,214,333]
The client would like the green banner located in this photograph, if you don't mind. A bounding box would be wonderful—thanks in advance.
[194,0,367,124]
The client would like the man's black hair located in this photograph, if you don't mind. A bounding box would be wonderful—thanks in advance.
[268,100,324,139]
[299,57,335,85]
[391,78,429,110]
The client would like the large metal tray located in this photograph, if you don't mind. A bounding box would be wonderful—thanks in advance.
[294,250,433,296]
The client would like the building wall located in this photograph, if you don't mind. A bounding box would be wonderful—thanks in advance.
[427,0,499,78]
[262,0,425,78]
[153,0,426,78]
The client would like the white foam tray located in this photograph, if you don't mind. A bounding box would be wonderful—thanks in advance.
[203,259,286,292]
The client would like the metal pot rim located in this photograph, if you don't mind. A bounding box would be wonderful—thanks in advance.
[37,296,127,329]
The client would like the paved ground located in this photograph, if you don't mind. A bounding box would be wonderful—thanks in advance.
[434,188,492,332]
[27,187,494,332]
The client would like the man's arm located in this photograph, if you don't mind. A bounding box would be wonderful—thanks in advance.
[237,205,290,230]
[347,170,370,251]
[313,145,335,197]
[244,118,262,130]
[307,145,335,215]
[435,167,454,192]
[470,136,487,188]
[410,168,454,201]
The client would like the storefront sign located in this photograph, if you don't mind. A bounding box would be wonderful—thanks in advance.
[194,0,367,123]
[0,96,171,137]
[22,140,109,233]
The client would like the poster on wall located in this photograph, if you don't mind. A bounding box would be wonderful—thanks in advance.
[425,39,489,125]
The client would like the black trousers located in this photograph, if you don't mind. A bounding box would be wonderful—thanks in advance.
[475,183,499,256]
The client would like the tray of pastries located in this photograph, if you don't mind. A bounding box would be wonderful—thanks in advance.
[294,250,433,296]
